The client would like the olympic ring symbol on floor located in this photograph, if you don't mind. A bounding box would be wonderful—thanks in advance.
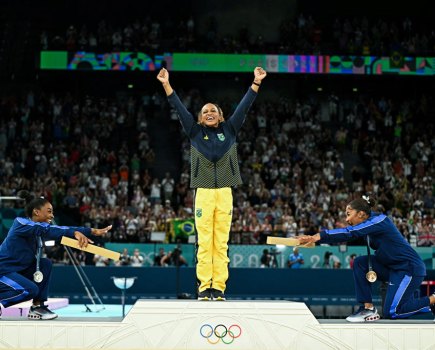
[200,324,242,345]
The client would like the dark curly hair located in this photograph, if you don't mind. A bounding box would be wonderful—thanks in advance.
[348,195,377,215]
[17,190,49,218]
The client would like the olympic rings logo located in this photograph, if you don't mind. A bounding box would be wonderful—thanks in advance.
[200,324,242,345]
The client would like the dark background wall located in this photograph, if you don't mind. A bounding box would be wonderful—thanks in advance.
[50,266,359,303]
[51,266,435,304]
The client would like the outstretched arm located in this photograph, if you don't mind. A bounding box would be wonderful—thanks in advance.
[74,225,112,248]
[298,234,321,245]
[157,68,173,96]
[250,67,267,93]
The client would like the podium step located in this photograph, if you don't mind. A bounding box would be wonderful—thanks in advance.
[1,298,69,317]
[0,299,434,349]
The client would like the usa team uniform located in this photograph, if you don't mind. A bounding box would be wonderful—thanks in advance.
[319,212,431,318]
[0,217,90,308]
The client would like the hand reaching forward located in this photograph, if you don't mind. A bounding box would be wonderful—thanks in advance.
[74,225,112,248]
[91,225,113,236]
[298,233,320,245]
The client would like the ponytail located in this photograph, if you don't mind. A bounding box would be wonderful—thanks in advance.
[17,190,49,218]
[348,195,376,215]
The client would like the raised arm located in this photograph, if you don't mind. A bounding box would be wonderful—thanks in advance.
[250,66,267,93]
[157,68,174,96]
[228,67,267,132]
[157,67,196,135]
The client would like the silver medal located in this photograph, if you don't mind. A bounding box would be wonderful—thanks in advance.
[33,271,44,283]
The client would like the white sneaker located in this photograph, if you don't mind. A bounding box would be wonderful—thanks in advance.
[430,298,435,322]
[28,305,58,320]
[346,306,380,323]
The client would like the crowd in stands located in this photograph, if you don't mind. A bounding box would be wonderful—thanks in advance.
[0,8,433,267]
[0,82,433,256]
[175,87,434,246]
[39,12,435,56]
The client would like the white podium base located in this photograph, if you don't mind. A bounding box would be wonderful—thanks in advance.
[0,299,434,349]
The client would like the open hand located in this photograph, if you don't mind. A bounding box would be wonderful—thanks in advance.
[91,225,112,236]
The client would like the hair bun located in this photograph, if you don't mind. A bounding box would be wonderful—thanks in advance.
[362,194,377,208]
[362,195,370,204]
[16,190,34,202]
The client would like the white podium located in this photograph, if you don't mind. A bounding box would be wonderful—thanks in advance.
[0,300,434,349]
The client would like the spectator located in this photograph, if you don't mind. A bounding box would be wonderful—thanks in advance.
[161,172,175,203]
[287,247,304,269]
[349,253,357,269]
[160,247,188,267]
[153,247,166,266]
[323,251,333,268]
[260,249,271,268]
[117,248,131,266]
[94,254,110,267]
[130,248,144,267]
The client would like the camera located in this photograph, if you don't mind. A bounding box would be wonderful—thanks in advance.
[172,247,181,258]
[269,247,281,256]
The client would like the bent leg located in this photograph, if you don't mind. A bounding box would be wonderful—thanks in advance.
[352,256,372,303]
[34,258,53,303]
[383,273,431,319]
[0,273,38,308]
[18,258,53,304]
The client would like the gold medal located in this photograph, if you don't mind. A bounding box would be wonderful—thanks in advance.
[33,271,44,283]
[366,270,377,283]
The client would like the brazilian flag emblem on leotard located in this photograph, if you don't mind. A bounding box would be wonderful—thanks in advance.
[217,133,225,141]
[196,208,202,218]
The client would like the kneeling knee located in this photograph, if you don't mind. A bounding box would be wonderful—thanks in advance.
[383,306,396,319]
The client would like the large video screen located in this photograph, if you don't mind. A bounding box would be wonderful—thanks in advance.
[40,51,434,76]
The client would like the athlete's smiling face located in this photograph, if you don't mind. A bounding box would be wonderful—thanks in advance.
[345,205,368,226]
[200,103,222,128]
[33,202,54,224]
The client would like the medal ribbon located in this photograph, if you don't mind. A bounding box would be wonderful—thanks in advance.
[35,235,43,278]
[365,235,377,283]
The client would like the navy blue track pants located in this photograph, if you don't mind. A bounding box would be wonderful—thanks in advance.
[353,255,431,318]
[0,258,52,308]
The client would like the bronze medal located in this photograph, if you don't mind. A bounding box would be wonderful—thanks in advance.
[366,270,377,283]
